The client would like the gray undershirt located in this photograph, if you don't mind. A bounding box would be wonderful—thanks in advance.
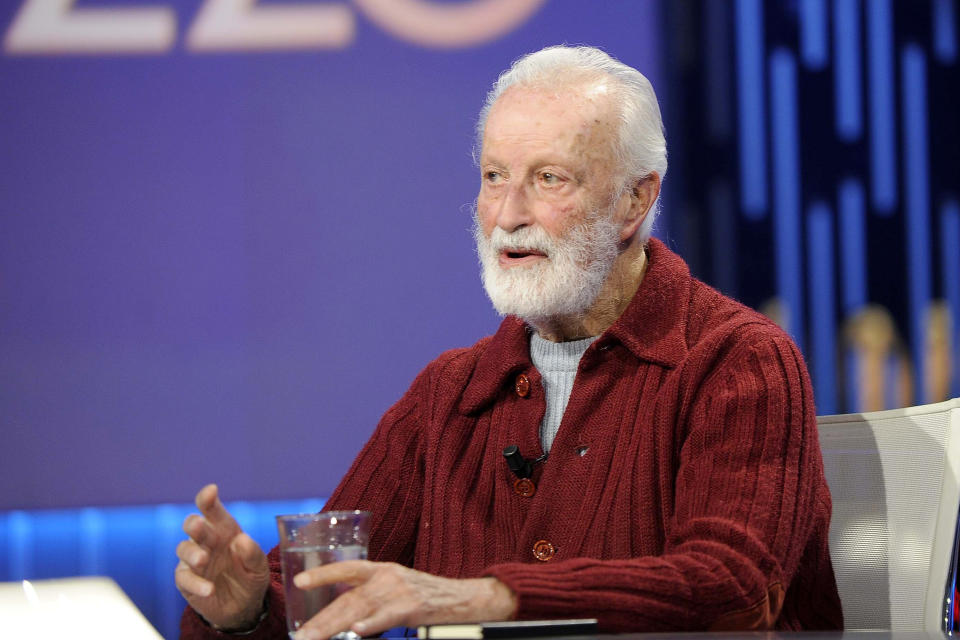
[529,333,597,453]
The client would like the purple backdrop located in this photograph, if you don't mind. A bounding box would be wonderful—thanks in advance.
[0,0,661,510]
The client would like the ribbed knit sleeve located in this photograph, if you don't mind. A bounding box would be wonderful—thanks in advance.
[484,328,832,632]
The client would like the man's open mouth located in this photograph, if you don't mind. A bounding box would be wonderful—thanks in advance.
[498,247,548,266]
[502,248,547,258]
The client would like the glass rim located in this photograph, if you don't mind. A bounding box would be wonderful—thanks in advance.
[275,509,370,522]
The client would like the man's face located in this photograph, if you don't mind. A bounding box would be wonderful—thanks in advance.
[474,83,629,320]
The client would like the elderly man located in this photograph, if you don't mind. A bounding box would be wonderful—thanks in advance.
[177,46,843,638]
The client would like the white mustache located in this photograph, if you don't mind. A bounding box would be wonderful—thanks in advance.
[487,226,555,255]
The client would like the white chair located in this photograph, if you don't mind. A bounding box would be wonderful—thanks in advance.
[818,398,960,631]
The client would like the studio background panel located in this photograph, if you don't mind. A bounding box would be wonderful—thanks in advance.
[0,0,663,510]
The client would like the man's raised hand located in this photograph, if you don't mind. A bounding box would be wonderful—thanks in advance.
[175,484,271,631]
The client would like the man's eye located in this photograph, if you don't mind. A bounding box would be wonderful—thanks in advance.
[541,172,559,184]
[485,171,501,183]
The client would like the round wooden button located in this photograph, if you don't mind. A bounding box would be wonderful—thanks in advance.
[513,477,536,497]
[514,373,530,397]
[532,539,556,561]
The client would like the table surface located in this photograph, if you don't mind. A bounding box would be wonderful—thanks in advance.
[1,580,950,640]
[579,633,947,640]
[0,576,164,640]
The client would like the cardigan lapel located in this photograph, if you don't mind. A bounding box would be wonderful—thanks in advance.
[604,238,689,369]
[458,316,532,415]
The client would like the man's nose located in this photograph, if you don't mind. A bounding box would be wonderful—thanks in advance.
[494,182,533,233]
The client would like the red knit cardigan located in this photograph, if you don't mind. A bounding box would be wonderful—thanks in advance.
[181,239,843,638]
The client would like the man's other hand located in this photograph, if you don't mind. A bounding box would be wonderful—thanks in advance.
[175,484,271,630]
[290,560,517,640]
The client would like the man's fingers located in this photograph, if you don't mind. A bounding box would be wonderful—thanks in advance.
[175,560,214,597]
[182,513,217,547]
[176,539,208,570]
[293,560,375,590]
[294,562,418,640]
[230,533,266,573]
[295,588,373,640]
[194,483,237,527]
[350,604,407,638]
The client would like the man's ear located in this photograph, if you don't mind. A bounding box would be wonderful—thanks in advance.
[618,172,661,242]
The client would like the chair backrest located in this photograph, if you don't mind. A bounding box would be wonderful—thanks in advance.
[818,398,960,631]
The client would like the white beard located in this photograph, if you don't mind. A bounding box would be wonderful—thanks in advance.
[473,208,621,324]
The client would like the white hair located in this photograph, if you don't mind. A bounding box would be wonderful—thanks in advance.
[475,45,667,242]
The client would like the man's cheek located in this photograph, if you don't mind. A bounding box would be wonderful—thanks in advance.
[543,204,583,234]
[476,207,498,236]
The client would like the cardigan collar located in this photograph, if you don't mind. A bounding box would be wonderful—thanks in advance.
[459,238,690,414]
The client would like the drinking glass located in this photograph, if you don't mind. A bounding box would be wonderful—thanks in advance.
[276,510,371,640]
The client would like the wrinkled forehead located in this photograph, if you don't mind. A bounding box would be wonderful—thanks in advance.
[482,82,621,168]
[488,80,617,129]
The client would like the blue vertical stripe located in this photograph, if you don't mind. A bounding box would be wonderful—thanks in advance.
[156,504,188,640]
[79,507,104,575]
[735,0,768,218]
[901,45,932,404]
[934,0,958,63]
[866,0,897,213]
[32,511,82,578]
[709,179,737,297]
[942,199,960,398]
[8,511,32,578]
[834,0,863,140]
[807,203,837,414]
[769,49,805,353]
[800,0,829,69]
[705,0,733,141]
[839,178,868,312]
